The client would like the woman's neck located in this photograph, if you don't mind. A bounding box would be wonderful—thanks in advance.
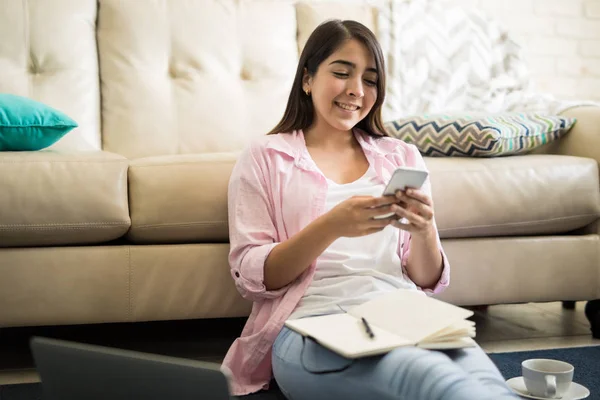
[304,124,358,151]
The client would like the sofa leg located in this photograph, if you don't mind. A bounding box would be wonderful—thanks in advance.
[562,301,576,310]
[585,300,600,339]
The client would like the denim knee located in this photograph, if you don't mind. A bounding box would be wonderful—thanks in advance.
[382,347,456,393]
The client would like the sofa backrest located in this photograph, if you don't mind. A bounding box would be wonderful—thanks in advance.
[96,0,380,159]
[2,0,557,159]
[0,0,381,157]
[0,0,101,151]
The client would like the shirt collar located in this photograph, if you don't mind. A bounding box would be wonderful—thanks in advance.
[264,128,400,161]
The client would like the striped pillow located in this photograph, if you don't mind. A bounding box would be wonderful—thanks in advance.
[384,113,577,157]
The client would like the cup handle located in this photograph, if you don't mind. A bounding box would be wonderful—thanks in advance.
[545,375,557,398]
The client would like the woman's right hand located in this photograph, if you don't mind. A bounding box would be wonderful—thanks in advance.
[323,196,399,238]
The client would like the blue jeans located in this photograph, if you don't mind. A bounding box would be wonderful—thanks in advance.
[272,327,518,400]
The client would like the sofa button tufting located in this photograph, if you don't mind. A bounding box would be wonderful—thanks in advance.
[240,67,251,81]
[168,64,177,79]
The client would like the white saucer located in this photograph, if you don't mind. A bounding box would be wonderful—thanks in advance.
[506,377,590,400]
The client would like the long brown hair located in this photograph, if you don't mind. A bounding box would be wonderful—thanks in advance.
[267,19,387,137]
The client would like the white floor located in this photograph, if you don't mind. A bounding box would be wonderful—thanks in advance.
[0,301,598,386]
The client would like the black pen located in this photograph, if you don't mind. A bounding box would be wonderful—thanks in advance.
[361,317,375,339]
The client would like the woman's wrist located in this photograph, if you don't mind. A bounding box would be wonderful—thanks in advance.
[314,212,342,242]
[411,224,437,243]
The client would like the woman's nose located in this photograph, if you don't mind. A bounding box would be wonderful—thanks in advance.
[346,79,364,98]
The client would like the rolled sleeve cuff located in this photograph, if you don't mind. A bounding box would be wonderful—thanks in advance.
[230,243,289,301]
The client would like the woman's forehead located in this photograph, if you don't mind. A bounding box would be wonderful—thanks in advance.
[326,39,376,70]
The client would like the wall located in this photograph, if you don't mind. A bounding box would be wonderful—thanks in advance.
[452,0,600,101]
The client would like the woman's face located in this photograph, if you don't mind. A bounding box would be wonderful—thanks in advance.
[303,39,379,134]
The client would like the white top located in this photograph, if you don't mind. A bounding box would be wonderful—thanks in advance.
[289,166,418,320]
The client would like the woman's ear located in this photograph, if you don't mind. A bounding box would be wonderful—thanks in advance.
[302,68,312,94]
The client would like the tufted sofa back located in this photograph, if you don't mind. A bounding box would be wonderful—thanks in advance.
[2,0,544,159]
[97,0,380,158]
[0,0,382,158]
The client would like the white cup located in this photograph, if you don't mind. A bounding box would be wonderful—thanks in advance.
[522,359,574,398]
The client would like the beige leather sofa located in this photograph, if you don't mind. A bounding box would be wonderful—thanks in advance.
[0,0,599,332]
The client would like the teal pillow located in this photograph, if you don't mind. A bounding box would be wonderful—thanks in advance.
[384,113,577,157]
[0,93,78,151]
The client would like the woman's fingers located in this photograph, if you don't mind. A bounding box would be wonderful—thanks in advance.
[366,216,398,233]
[366,204,395,219]
[397,189,433,207]
[392,204,426,226]
[363,195,398,209]
[395,192,433,220]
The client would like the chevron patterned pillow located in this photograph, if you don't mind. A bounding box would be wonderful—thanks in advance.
[384,113,577,157]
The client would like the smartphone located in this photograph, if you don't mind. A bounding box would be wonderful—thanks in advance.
[373,166,429,219]
[382,166,429,196]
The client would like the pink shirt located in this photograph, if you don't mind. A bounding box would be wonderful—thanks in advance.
[221,129,450,396]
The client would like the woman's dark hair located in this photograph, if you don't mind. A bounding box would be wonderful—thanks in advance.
[267,19,387,137]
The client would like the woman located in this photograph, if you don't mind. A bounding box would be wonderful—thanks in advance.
[221,19,517,400]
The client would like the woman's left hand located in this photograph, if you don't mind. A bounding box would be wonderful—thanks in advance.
[391,188,435,237]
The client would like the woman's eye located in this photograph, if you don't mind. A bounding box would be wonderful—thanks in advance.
[364,80,377,86]
[333,72,349,78]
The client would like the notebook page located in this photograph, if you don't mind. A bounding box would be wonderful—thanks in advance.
[418,337,477,350]
[284,313,414,359]
[347,289,474,343]
[421,320,476,342]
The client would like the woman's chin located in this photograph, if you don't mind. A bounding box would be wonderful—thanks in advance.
[326,118,360,132]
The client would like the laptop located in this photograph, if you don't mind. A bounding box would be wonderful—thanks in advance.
[30,336,233,400]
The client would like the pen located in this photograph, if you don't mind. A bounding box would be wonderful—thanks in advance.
[361,317,375,339]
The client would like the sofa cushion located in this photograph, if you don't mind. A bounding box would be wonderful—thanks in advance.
[128,151,599,244]
[0,151,130,247]
[127,153,238,244]
[427,154,600,238]
[97,0,299,159]
[97,0,383,159]
[295,2,379,52]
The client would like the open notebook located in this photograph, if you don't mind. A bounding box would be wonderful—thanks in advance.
[284,289,476,359]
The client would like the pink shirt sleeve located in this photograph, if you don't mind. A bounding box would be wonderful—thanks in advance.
[227,143,289,301]
[399,144,450,294]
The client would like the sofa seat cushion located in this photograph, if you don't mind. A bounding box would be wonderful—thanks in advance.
[127,152,599,244]
[428,154,600,238]
[0,151,130,247]
[127,153,238,244]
